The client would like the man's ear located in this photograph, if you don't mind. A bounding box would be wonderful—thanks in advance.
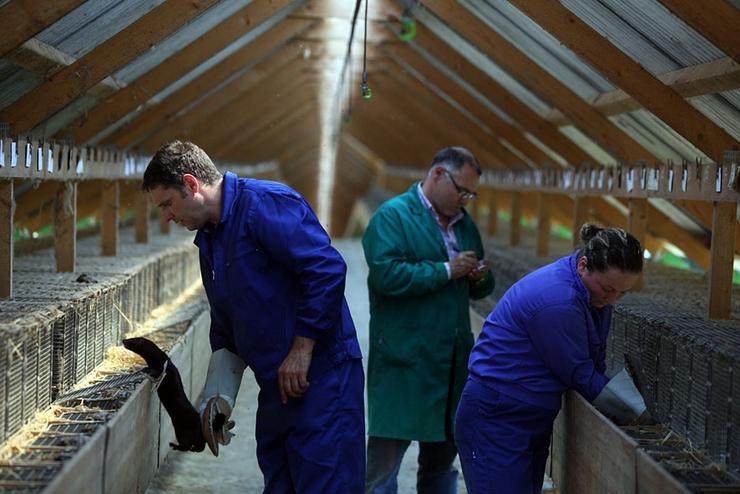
[182,174,199,194]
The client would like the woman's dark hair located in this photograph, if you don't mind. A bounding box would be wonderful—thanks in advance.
[579,223,643,273]
[142,141,222,192]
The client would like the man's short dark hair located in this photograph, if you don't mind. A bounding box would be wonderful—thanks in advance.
[142,141,222,191]
[430,147,481,176]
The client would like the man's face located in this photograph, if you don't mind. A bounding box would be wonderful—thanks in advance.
[577,256,641,308]
[149,180,206,231]
[431,164,480,219]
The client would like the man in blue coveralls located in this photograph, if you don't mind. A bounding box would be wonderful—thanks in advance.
[142,141,365,493]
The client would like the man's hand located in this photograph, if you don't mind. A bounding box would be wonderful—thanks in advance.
[278,335,315,404]
[467,259,490,282]
[449,251,478,279]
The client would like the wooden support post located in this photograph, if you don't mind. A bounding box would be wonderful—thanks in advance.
[510,191,522,247]
[159,209,171,234]
[708,201,736,320]
[0,181,12,299]
[101,181,119,256]
[135,191,149,244]
[536,192,551,257]
[54,182,77,272]
[628,198,648,291]
[488,190,499,236]
[573,196,590,248]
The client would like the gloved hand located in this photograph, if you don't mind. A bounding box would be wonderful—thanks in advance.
[198,348,246,456]
[592,367,648,425]
[201,395,236,456]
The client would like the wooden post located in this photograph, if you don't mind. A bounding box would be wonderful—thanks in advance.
[0,181,12,299]
[510,191,522,247]
[708,201,736,319]
[101,181,119,256]
[572,196,590,248]
[536,192,550,257]
[159,208,171,234]
[54,181,77,272]
[628,198,648,291]
[488,189,499,236]
[135,190,149,244]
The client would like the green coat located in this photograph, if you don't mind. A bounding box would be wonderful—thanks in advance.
[362,184,494,441]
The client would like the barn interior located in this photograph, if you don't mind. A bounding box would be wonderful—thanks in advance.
[0,0,738,492]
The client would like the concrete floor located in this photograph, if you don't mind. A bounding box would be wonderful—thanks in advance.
[147,239,467,493]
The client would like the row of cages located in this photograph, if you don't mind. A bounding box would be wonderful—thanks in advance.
[482,238,740,473]
[0,242,200,444]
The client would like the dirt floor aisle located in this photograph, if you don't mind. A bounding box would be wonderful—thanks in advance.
[146,239,466,493]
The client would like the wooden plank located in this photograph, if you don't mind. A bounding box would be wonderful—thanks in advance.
[573,196,590,248]
[101,181,119,256]
[410,23,592,166]
[510,191,522,246]
[628,198,648,291]
[656,0,740,63]
[54,181,76,272]
[109,35,308,149]
[708,201,736,319]
[536,192,550,256]
[545,57,740,125]
[510,0,739,164]
[636,449,692,494]
[379,61,529,169]
[135,191,149,244]
[68,2,306,143]
[0,0,220,134]
[0,181,12,299]
[422,0,655,163]
[0,0,86,59]
[383,42,555,166]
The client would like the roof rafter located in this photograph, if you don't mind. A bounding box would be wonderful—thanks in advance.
[510,0,739,163]
[64,0,304,144]
[0,0,220,135]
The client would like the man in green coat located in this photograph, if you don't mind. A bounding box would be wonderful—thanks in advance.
[362,147,494,493]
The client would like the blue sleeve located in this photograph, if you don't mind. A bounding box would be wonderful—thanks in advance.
[249,190,346,341]
[526,304,608,401]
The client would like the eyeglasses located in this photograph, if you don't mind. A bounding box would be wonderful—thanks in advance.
[443,170,477,201]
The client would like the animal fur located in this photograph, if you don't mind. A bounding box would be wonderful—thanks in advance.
[122,337,205,452]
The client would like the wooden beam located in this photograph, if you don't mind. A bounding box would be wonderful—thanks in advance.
[510,0,739,163]
[135,191,149,244]
[536,192,551,256]
[421,0,655,163]
[5,38,122,98]
[54,181,76,272]
[101,181,119,256]
[708,201,736,319]
[118,38,307,150]
[487,189,499,236]
[378,61,529,169]
[656,0,740,63]
[383,42,555,167]
[0,181,12,299]
[510,191,522,246]
[0,0,219,134]
[545,57,740,125]
[410,24,592,166]
[0,0,86,59]
[68,4,309,143]
[628,198,648,291]
[572,196,590,248]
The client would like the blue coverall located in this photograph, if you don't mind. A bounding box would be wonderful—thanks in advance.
[455,253,611,494]
[194,172,365,493]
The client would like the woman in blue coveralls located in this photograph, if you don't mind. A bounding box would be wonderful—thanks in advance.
[455,224,643,494]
